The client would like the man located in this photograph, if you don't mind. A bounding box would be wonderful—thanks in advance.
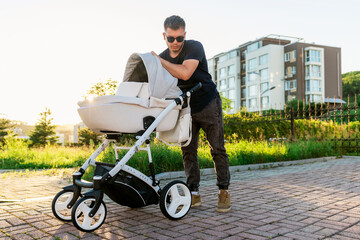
[152,15,231,212]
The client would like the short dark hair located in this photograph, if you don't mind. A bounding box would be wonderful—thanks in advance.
[164,15,185,31]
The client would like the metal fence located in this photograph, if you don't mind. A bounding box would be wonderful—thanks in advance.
[227,97,360,155]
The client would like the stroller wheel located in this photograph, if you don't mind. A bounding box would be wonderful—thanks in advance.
[71,196,107,232]
[52,189,78,221]
[160,180,191,220]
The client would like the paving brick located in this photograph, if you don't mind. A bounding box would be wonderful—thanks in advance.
[3,157,360,239]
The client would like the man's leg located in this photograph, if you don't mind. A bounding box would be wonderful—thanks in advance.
[194,95,231,212]
[197,95,230,189]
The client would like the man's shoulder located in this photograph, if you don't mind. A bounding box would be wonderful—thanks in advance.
[185,40,203,48]
[159,49,168,58]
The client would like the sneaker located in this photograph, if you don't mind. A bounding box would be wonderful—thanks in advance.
[191,194,201,207]
[217,189,231,212]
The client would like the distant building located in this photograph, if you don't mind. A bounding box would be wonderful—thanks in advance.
[207,34,342,113]
[284,42,342,104]
[73,122,86,143]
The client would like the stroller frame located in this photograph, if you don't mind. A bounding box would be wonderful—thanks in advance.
[52,83,201,232]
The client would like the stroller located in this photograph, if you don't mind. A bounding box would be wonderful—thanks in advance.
[51,53,201,232]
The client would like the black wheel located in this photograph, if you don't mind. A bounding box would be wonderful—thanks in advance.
[52,189,78,221]
[71,196,107,232]
[160,180,191,220]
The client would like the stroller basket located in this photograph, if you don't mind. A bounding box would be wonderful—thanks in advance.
[94,164,159,208]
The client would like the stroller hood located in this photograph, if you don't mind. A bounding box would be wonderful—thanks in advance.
[119,52,182,99]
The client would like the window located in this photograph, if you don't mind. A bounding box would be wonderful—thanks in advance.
[228,50,237,59]
[241,100,246,107]
[305,50,321,62]
[219,68,226,79]
[305,65,321,77]
[259,54,268,65]
[249,85,257,97]
[228,77,235,88]
[306,94,322,103]
[229,89,235,100]
[261,96,269,109]
[248,73,257,82]
[220,79,227,89]
[285,80,297,90]
[241,51,246,59]
[292,50,296,59]
[241,88,246,98]
[221,90,228,98]
[306,80,321,92]
[249,98,257,109]
[247,42,260,52]
[284,52,290,62]
[241,76,246,85]
[261,82,269,93]
[227,65,235,76]
[248,58,257,71]
[218,55,227,63]
[260,68,269,81]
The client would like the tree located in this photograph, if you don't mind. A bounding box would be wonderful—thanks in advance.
[78,127,102,146]
[342,71,360,106]
[0,117,13,146]
[220,94,233,113]
[29,108,58,147]
[84,79,118,99]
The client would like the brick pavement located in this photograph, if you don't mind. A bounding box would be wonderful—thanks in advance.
[1,157,360,239]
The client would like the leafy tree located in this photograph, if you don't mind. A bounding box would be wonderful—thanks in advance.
[84,79,118,99]
[29,108,58,147]
[220,94,233,113]
[342,71,360,97]
[0,117,14,146]
[78,127,102,146]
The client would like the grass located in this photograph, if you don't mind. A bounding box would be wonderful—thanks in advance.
[0,137,337,179]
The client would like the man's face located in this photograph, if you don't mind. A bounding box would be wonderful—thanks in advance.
[163,27,186,54]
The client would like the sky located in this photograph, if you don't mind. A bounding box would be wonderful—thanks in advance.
[1,0,359,125]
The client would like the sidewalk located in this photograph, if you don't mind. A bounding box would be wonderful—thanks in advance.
[1,156,360,239]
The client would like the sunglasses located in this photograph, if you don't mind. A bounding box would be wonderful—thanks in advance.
[166,35,185,43]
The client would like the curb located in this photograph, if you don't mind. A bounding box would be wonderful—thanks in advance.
[155,156,345,180]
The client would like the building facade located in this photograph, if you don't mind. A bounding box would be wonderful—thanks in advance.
[284,42,342,104]
[208,35,342,113]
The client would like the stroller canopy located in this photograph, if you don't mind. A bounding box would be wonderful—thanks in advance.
[119,53,182,99]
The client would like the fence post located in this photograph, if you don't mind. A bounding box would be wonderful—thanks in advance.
[291,107,295,141]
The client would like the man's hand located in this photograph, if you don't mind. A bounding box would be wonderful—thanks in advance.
[151,51,159,58]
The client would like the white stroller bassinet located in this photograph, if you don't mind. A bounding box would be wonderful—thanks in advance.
[77,53,183,134]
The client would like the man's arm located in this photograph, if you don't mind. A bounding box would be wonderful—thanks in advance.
[152,51,199,80]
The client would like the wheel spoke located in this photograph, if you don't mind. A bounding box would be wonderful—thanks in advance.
[169,186,180,199]
[179,196,190,206]
[79,202,91,214]
[82,214,93,229]
[55,201,68,211]
[167,202,179,216]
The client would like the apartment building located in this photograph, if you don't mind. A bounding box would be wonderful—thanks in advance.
[208,35,342,113]
[284,42,342,104]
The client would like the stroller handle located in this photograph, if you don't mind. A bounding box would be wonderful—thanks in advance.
[180,82,202,99]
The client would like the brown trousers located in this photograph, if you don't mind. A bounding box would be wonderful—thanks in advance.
[181,94,230,191]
